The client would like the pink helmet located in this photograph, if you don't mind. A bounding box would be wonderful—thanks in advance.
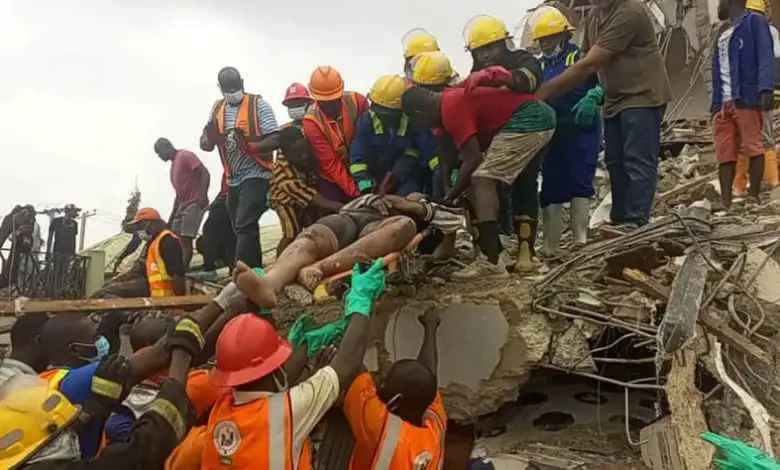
[283,82,313,106]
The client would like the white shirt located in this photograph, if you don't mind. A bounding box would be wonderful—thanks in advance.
[232,366,340,459]
[770,24,780,59]
[718,26,735,102]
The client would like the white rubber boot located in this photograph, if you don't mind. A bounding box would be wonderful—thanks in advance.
[541,204,564,257]
[570,197,591,246]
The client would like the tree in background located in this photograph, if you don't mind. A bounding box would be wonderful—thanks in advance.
[122,185,141,228]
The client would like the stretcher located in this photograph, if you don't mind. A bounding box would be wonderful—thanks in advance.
[312,232,426,302]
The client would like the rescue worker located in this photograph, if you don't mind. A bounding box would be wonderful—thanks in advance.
[534,9,602,255]
[127,207,185,297]
[303,65,369,202]
[712,0,775,208]
[0,313,50,386]
[535,0,672,230]
[344,306,446,469]
[195,173,236,281]
[283,82,314,126]
[402,29,441,79]
[201,260,385,469]
[401,84,555,279]
[733,0,780,196]
[200,66,281,268]
[350,74,442,197]
[460,15,546,271]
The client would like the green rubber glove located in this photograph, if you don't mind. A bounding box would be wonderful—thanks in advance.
[357,179,374,193]
[287,315,316,349]
[572,85,603,126]
[701,432,780,470]
[251,267,272,316]
[345,258,386,316]
[303,317,348,356]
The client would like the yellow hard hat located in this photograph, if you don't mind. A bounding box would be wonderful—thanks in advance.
[464,15,510,51]
[411,51,455,86]
[368,75,409,109]
[402,29,440,59]
[0,377,80,469]
[747,0,766,12]
[532,8,574,40]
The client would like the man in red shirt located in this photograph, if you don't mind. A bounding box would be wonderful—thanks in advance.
[402,86,555,278]
[155,138,211,268]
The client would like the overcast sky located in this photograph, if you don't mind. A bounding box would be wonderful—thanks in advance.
[0,0,537,249]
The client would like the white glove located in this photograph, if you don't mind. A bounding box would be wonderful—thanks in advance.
[214,282,246,312]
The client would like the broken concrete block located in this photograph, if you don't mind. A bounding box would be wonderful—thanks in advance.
[743,247,780,306]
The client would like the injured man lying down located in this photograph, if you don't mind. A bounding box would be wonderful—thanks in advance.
[235,193,463,308]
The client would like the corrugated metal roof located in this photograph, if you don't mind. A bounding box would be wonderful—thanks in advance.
[81,225,283,273]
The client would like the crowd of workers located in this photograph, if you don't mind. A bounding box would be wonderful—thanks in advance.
[4,0,780,466]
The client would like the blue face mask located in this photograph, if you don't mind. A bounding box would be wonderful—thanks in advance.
[95,336,110,361]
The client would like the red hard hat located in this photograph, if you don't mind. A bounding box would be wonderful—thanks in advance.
[283,82,313,106]
[210,314,292,387]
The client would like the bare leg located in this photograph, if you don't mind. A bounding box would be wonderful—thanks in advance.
[235,224,339,308]
[298,216,417,288]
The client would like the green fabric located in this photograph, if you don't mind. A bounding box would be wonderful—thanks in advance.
[501,101,556,134]
[701,432,780,469]
[345,258,386,316]
[572,85,603,126]
[287,315,349,356]
[358,179,374,192]
[251,267,272,316]
[450,169,459,186]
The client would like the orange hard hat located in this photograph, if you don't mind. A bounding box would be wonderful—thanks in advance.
[127,207,163,225]
[209,314,292,387]
[308,65,345,101]
[283,82,313,106]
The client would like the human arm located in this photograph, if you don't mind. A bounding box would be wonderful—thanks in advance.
[159,234,186,295]
[46,218,57,257]
[245,98,281,158]
[506,49,543,93]
[303,119,361,197]
[196,165,211,207]
[348,116,375,193]
[416,306,441,374]
[310,195,344,213]
[755,14,776,110]
[445,137,483,203]
[113,235,142,272]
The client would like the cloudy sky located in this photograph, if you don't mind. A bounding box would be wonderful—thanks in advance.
[0,0,537,249]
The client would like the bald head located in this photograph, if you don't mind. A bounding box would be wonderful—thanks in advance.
[379,359,437,417]
[154,137,176,161]
[42,312,97,368]
[130,316,174,352]
[218,67,243,93]
[401,87,442,128]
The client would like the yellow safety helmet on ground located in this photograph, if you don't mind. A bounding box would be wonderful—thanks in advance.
[402,28,440,59]
[464,15,510,51]
[368,75,409,109]
[411,51,455,86]
[532,8,574,40]
[0,377,80,469]
[747,0,766,12]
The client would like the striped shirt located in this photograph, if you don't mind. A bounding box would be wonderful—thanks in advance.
[269,156,318,207]
[341,195,465,234]
[214,97,280,187]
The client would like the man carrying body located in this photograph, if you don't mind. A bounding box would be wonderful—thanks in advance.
[401,84,555,278]
[303,65,369,202]
[271,126,345,256]
[200,66,280,268]
[350,74,441,198]
[535,0,672,231]
[154,138,210,268]
[235,193,463,308]
[201,261,385,468]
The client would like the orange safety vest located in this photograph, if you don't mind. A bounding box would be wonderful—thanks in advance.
[303,91,362,162]
[210,94,274,173]
[354,410,446,470]
[202,391,312,469]
[165,425,207,470]
[146,229,179,297]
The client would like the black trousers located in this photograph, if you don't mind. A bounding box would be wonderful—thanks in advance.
[227,178,269,267]
[511,149,545,221]
[200,197,236,271]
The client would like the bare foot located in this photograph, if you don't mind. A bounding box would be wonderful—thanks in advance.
[234,267,278,309]
[297,266,324,290]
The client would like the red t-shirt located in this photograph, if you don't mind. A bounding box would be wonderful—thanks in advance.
[440,87,534,150]
[170,150,206,205]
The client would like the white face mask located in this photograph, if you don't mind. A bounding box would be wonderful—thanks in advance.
[136,230,152,242]
[287,105,308,121]
[224,90,244,105]
[542,43,563,59]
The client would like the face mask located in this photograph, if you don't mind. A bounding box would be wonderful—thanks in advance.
[224,90,244,105]
[95,336,110,360]
[543,43,563,59]
[273,369,289,392]
[69,342,98,363]
[136,230,152,242]
[287,105,308,121]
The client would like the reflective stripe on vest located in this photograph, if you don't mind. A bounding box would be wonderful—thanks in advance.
[268,393,291,469]
[146,229,179,297]
[305,92,361,161]
[373,410,446,470]
[40,368,69,391]
[369,112,422,162]
[541,51,578,71]
[211,94,273,172]
[424,410,445,470]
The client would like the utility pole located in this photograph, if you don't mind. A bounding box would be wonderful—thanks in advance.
[79,210,97,252]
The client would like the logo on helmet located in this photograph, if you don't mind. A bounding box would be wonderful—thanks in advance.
[214,420,242,464]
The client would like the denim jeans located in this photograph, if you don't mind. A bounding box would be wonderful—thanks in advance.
[227,178,269,267]
[604,106,664,226]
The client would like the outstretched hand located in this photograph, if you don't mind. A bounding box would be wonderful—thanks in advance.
[345,258,386,316]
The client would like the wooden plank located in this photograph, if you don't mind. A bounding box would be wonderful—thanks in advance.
[0,295,213,316]
[656,171,718,203]
[622,268,671,300]
[700,313,772,365]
